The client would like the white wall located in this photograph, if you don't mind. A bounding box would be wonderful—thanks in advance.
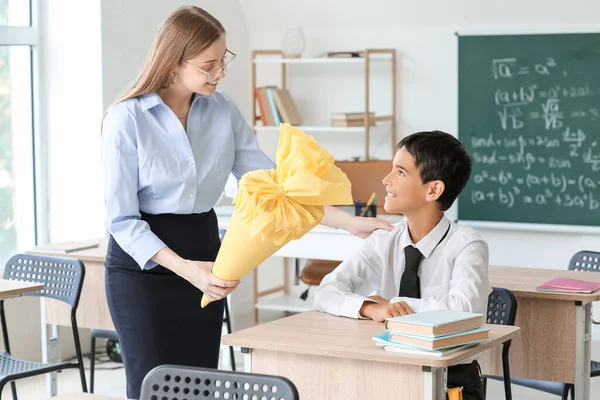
[236,0,600,348]
[100,0,251,112]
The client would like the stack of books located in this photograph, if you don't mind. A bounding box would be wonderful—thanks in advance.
[372,310,489,356]
[331,112,376,127]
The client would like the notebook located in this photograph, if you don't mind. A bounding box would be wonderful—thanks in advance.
[372,333,480,356]
[536,278,600,294]
[388,327,490,350]
[34,240,100,254]
[384,310,485,337]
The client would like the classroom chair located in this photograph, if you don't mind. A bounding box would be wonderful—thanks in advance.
[482,287,518,400]
[140,364,299,400]
[299,259,340,300]
[497,250,600,400]
[0,254,88,399]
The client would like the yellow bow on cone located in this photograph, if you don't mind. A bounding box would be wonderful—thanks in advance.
[201,123,353,307]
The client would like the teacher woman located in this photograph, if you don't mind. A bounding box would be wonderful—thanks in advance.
[101,5,391,399]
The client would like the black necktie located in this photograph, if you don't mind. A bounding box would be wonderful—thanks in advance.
[398,246,424,298]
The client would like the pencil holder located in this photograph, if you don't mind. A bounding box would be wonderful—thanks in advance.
[355,202,377,218]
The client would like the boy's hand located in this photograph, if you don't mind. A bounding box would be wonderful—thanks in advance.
[360,301,414,322]
[367,295,390,305]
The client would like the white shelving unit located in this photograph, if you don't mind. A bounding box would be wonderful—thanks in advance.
[249,48,397,324]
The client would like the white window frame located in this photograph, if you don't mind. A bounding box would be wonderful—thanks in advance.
[0,0,48,247]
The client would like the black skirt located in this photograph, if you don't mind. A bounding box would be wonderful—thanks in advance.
[105,210,225,400]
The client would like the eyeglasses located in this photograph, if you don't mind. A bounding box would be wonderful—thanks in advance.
[182,49,236,82]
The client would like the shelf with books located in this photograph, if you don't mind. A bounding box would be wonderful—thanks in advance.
[251,48,397,161]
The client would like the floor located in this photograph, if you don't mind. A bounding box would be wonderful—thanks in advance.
[4,310,600,399]
[4,358,600,399]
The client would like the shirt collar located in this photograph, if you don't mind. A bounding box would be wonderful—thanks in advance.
[138,92,217,112]
[399,215,451,258]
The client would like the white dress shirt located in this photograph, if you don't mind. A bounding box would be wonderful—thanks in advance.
[313,215,491,320]
[102,91,275,270]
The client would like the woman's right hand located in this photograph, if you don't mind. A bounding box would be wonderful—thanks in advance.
[183,260,240,302]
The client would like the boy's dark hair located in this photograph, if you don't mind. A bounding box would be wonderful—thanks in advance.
[396,130,471,211]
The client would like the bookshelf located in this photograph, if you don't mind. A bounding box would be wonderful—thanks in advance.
[251,49,397,161]
[248,49,397,324]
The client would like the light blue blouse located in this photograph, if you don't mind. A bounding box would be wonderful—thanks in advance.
[101,91,274,269]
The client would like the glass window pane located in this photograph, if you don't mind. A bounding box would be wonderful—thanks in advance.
[0,0,31,27]
[0,45,35,268]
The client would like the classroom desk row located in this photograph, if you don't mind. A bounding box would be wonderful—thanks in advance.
[27,233,600,400]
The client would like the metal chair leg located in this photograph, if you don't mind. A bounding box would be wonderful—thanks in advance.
[502,343,513,400]
[482,377,487,400]
[90,336,96,393]
[10,380,17,400]
[224,299,236,371]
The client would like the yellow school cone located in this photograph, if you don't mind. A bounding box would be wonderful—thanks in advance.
[201,123,353,308]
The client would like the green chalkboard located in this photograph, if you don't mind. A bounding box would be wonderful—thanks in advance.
[458,33,600,227]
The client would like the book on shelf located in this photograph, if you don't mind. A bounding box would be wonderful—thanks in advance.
[255,86,301,126]
[331,112,376,127]
[331,112,375,121]
[323,51,365,58]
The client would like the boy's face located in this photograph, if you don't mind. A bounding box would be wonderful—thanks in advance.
[382,147,444,214]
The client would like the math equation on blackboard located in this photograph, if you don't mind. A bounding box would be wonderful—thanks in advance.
[467,56,600,213]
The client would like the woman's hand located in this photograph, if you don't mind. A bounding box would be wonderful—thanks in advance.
[151,248,240,302]
[183,261,240,302]
[321,206,393,238]
[346,216,394,239]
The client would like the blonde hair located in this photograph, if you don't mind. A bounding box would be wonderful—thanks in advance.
[102,6,225,124]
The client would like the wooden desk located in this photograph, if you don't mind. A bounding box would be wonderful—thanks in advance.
[28,239,114,331]
[222,311,519,400]
[481,265,600,400]
[0,279,44,300]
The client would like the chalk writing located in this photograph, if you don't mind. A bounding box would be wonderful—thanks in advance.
[467,55,600,213]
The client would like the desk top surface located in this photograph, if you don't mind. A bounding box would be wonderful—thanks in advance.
[0,279,44,299]
[26,231,600,301]
[491,265,600,301]
[222,310,519,368]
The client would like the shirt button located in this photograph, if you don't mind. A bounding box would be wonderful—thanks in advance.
[189,193,194,199]
[188,161,194,167]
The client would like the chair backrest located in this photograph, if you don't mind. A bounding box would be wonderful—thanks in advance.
[486,287,517,326]
[3,253,85,308]
[140,365,299,400]
[568,250,600,272]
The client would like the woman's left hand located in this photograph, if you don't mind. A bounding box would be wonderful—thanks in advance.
[346,216,393,238]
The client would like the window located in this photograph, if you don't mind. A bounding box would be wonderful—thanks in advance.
[0,0,31,27]
[0,0,37,268]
